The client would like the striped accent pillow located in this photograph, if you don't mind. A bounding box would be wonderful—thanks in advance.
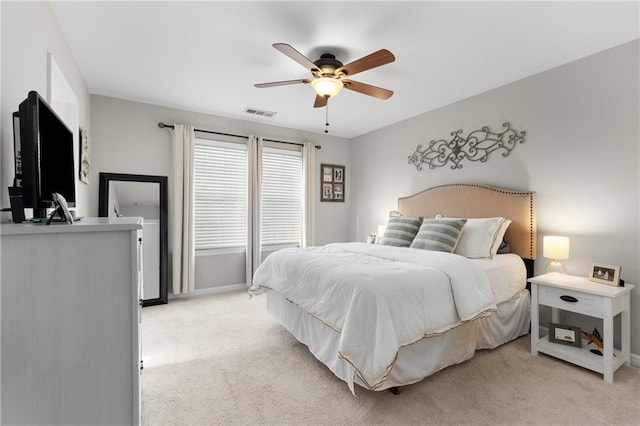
[379,216,423,247]
[410,218,467,252]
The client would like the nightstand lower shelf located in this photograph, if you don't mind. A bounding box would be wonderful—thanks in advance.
[536,336,625,375]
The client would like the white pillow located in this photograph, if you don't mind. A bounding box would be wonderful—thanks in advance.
[453,217,510,259]
[490,218,512,256]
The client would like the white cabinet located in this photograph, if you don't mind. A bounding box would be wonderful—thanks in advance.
[529,273,634,383]
[1,218,143,425]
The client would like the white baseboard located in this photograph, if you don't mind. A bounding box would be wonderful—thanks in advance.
[169,283,248,300]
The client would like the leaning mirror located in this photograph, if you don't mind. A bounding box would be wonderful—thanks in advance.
[99,173,168,306]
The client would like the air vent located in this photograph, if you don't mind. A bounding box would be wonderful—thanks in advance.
[244,107,277,118]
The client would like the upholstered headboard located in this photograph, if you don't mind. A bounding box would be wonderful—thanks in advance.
[398,184,537,260]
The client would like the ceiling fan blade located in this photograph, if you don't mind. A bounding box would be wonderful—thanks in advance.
[314,95,327,108]
[343,79,393,100]
[273,43,319,73]
[254,79,311,88]
[337,49,395,77]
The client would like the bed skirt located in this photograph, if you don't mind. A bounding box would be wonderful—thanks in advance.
[266,289,530,392]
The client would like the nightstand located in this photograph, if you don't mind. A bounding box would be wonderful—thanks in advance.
[529,273,634,383]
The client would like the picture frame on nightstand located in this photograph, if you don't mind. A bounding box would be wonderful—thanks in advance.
[588,263,621,286]
[548,323,582,348]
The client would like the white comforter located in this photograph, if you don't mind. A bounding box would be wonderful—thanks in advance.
[251,242,497,390]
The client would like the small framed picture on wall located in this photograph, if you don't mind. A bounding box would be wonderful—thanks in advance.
[333,167,343,183]
[322,183,333,200]
[323,165,334,183]
[333,183,343,200]
[320,164,345,202]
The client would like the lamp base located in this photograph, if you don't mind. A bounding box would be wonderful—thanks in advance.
[546,261,566,274]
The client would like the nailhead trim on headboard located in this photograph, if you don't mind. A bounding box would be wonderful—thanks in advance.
[398,183,537,259]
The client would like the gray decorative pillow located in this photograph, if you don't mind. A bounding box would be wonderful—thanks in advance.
[497,240,511,254]
[379,216,423,247]
[410,218,467,252]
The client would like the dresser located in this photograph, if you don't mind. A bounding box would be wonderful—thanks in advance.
[1,218,143,425]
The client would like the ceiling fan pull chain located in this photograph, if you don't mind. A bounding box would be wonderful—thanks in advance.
[324,97,330,134]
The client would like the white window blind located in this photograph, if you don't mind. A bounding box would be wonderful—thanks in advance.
[194,139,247,250]
[261,146,303,247]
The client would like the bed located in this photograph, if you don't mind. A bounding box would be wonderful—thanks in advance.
[250,183,537,393]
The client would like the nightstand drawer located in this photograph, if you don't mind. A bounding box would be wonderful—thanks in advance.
[538,286,603,317]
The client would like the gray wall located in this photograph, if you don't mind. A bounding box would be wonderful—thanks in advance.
[90,95,351,291]
[350,40,640,355]
[1,1,90,214]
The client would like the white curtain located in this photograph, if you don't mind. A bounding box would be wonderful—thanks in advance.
[246,135,263,287]
[301,143,315,247]
[169,124,195,295]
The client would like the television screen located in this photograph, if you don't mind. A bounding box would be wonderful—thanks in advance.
[17,91,76,218]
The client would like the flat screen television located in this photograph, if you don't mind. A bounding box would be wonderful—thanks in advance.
[15,90,76,219]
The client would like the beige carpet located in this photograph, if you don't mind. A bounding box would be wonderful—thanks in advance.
[141,290,640,425]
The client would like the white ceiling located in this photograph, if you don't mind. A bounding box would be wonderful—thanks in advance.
[50,1,639,139]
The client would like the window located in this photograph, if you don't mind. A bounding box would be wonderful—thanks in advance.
[193,138,304,255]
[193,139,247,250]
[261,145,303,248]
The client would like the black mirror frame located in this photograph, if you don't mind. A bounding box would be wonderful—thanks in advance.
[99,172,168,306]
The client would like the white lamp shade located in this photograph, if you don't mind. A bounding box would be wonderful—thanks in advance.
[543,236,570,260]
[311,77,343,97]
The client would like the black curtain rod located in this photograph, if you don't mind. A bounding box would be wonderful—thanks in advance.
[157,122,321,149]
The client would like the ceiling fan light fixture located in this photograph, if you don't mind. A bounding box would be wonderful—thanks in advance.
[311,77,343,98]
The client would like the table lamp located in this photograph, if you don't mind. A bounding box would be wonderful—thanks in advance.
[543,236,570,273]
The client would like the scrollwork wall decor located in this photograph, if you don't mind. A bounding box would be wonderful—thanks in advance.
[408,122,526,171]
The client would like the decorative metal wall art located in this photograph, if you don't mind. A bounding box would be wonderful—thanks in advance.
[408,122,526,171]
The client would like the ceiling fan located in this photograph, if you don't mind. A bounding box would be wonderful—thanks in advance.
[255,43,396,109]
